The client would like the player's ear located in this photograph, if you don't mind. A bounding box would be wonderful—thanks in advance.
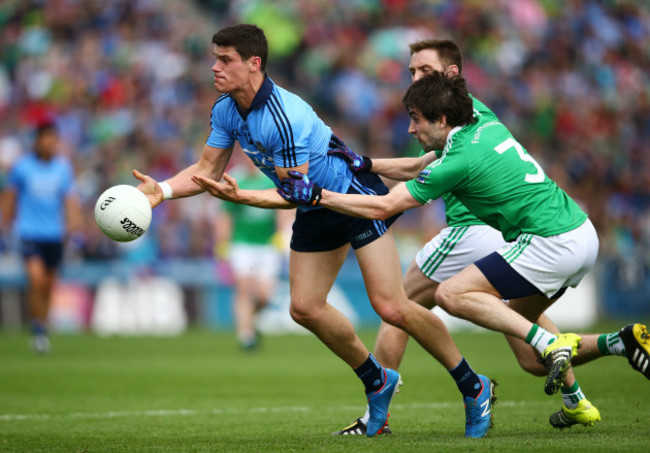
[249,56,262,72]
[446,65,459,78]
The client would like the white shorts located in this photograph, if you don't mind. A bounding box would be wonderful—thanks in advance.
[230,243,282,280]
[497,219,599,298]
[416,225,507,283]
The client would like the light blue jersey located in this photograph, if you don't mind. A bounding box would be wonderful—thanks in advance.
[7,153,75,241]
[206,76,353,211]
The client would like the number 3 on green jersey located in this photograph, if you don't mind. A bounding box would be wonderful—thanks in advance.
[494,137,545,184]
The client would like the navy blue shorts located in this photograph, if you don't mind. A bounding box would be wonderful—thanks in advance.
[290,172,402,252]
[475,252,567,300]
[20,240,64,269]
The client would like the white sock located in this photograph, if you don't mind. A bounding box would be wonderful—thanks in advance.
[360,406,370,424]
[561,382,585,409]
[528,324,558,355]
[606,332,626,356]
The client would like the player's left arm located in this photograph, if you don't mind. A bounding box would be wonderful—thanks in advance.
[62,162,83,233]
[369,152,438,181]
[319,182,421,220]
[330,143,437,181]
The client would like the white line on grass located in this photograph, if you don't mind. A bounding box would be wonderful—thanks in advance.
[0,400,544,422]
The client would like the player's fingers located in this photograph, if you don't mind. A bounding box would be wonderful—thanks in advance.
[222,173,237,186]
[278,178,294,190]
[132,169,148,182]
[191,175,212,190]
[276,187,293,202]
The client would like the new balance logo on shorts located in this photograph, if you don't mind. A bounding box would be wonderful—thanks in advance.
[355,230,373,242]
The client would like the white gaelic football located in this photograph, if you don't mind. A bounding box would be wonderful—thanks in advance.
[94,185,152,242]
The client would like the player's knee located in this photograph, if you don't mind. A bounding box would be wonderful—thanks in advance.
[517,356,546,376]
[434,282,461,316]
[373,303,406,330]
[289,300,317,327]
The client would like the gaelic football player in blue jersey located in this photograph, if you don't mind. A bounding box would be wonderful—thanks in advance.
[2,122,81,354]
[133,24,494,437]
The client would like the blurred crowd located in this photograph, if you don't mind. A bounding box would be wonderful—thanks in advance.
[0,0,648,266]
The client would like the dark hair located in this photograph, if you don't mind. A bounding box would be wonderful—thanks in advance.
[212,24,268,71]
[408,39,463,74]
[402,72,474,127]
[36,120,57,137]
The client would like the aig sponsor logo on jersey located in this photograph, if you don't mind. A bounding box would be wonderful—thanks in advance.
[255,141,266,153]
[416,168,431,183]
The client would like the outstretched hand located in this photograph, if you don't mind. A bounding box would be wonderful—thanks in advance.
[327,136,372,173]
[278,171,322,205]
[192,173,242,203]
[133,169,164,208]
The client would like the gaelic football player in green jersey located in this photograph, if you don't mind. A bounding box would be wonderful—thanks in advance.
[332,39,646,434]
[215,156,292,350]
[279,71,650,428]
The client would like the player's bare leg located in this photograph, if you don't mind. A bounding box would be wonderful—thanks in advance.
[356,233,462,368]
[355,231,494,438]
[372,260,439,369]
[505,300,604,375]
[253,277,275,313]
[436,264,559,339]
[434,264,581,389]
[290,242,406,436]
[288,244,370,367]
[233,274,261,349]
[25,256,55,354]
[436,264,597,426]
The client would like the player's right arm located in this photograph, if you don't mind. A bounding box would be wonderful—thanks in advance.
[0,161,19,234]
[0,187,16,234]
[192,161,306,210]
[133,144,234,208]
[329,145,437,181]
[369,152,438,181]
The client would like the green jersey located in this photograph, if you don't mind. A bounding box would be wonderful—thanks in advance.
[427,95,495,227]
[407,109,587,242]
[223,170,277,245]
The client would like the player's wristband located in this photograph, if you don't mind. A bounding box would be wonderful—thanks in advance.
[362,156,373,172]
[311,186,323,205]
[158,182,173,200]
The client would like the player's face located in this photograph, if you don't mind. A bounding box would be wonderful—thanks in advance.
[407,107,447,152]
[409,49,446,82]
[211,45,255,93]
[34,130,59,160]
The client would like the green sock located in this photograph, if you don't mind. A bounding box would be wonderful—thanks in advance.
[597,332,625,356]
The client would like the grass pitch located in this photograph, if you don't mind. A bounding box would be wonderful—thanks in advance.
[1,326,648,452]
